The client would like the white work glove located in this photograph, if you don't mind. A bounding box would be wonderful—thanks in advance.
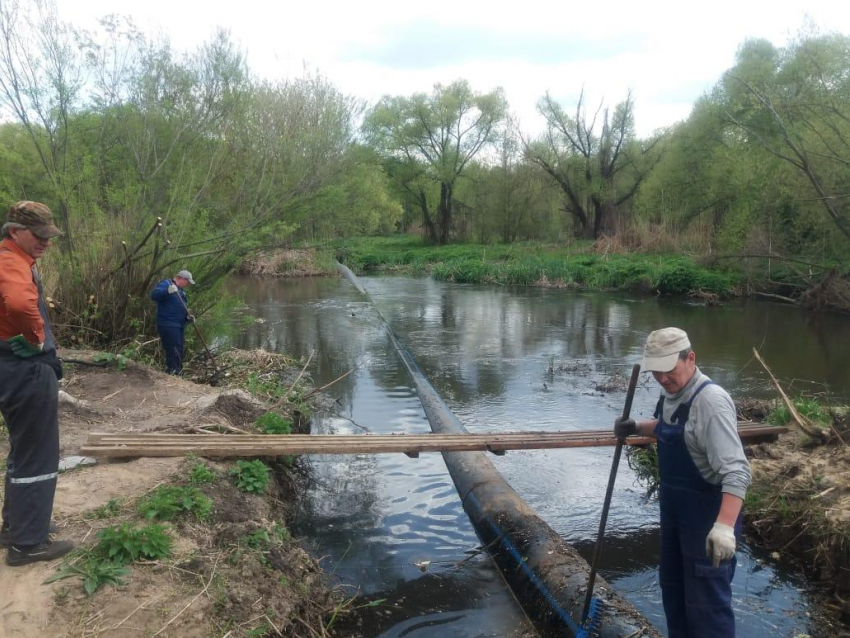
[706,522,736,567]
[167,283,178,294]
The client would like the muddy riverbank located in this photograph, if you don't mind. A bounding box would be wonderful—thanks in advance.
[744,416,850,632]
[0,349,338,638]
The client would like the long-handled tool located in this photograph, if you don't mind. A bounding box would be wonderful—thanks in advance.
[173,286,219,372]
[580,363,642,633]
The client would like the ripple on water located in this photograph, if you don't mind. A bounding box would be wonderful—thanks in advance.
[234,275,828,637]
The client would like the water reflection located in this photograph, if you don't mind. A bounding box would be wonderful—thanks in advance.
[230,274,848,637]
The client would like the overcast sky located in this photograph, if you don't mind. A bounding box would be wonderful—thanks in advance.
[56,0,850,137]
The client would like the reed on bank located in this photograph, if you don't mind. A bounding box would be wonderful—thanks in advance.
[335,236,739,296]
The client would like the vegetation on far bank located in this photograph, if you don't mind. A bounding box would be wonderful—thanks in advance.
[335,236,755,298]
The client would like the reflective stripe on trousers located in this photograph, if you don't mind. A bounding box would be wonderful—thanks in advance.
[10,472,59,484]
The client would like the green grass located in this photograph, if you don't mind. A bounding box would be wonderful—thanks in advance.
[767,397,831,427]
[334,236,738,296]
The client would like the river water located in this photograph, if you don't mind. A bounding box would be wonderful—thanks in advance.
[230,274,850,637]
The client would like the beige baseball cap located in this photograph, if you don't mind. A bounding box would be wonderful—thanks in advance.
[642,327,691,372]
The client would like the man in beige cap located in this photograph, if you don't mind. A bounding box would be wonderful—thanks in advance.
[614,327,750,637]
[0,201,74,565]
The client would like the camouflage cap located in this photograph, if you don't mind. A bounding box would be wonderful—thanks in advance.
[8,201,63,239]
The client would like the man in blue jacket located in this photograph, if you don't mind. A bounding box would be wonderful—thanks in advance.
[150,270,195,374]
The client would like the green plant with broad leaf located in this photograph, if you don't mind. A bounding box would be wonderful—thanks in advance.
[231,460,270,494]
[255,412,293,435]
[45,558,131,596]
[188,461,217,485]
[95,523,173,564]
[137,485,213,521]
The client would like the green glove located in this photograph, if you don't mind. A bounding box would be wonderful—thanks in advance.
[8,334,43,358]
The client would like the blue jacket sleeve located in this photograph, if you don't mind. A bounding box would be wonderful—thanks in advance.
[150,279,170,301]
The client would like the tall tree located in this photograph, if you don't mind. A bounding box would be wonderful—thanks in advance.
[0,0,84,248]
[365,80,507,244]
[721,34,850,244]
[526,90,661,239]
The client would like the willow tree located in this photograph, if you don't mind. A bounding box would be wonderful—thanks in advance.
[526,90,661,239]
[721,34,850,245]
[0,0,84,247]
[365,80,507,244]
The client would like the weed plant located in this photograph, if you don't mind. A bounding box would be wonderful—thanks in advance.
[626,445,660,496]
[46,557,131,596]
[256,412,293,434]
[245,371,288,401]
[272,521,291,542]
[137,485,213,521]
[47,523,173,596]
[231,460,271,494]
[188,461,217,485]
[96,523,173,564]
[85,499,122,520]
[244,528,272,549]
[767,397,830,427]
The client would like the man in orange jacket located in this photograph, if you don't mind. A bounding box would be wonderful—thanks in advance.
[0,201,74,565]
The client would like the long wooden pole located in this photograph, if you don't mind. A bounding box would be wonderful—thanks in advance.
[79,424,785,458]
[582,363,641,625]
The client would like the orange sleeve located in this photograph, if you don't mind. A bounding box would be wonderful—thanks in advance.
[0,255,45,345]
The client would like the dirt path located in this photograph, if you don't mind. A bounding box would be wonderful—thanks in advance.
[0,351,331,638]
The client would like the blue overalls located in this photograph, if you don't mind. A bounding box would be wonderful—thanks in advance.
[654,380,741,637]
[150,279,189,374]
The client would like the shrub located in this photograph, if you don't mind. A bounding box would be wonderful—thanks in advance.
[231,460,270,494]
[137,485,213,521]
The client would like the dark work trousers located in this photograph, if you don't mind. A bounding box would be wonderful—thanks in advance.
[157,323,185,375]
[0,354,59,546]
[654,381,742,638]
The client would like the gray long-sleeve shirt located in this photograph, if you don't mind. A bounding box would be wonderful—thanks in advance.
[656,367,751,499]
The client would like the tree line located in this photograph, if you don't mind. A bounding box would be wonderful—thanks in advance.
[0,1,846,343]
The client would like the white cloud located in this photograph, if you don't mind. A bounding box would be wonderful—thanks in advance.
[56,0,850,137]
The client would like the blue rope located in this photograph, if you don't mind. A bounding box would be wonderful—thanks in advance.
[466,492,583,635]
[576,596,603,637]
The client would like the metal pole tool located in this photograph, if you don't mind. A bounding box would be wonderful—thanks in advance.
[581,363,642,629]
